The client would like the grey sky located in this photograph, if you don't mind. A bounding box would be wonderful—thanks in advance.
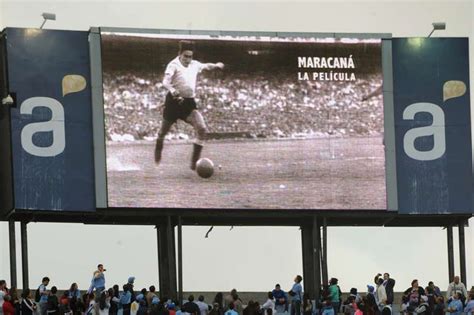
[0,0,473,293]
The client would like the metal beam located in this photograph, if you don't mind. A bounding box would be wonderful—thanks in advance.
[322,217,328,287]
[8,209,472,228]
[20,221,29,289]
[177,216,183,306]
[312,216,321,301]
[8,220,17,288]
[157,217,177,301]
[156,225,163,298]
[166,216,174,299]
[458,221,466,286]
[447,226,455,282]
[168,216,177,300]
[301,225,314,297]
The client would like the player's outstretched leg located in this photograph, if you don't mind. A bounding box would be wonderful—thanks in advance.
[186,110,208,170]
[154,138,164,164]
[155,119,173,165]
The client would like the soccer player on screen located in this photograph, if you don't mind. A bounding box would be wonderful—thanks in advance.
[154,40,224,169]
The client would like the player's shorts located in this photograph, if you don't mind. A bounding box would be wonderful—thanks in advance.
[163,92,197,123]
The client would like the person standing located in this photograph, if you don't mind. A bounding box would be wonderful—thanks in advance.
[68,283,81,300]
[2,296,14,315]
[464,293,474,315]
[224,303,238,315]
[272,285,288,313]
[89,265,106,296]
[21,290,37,315]
[146,286,158,310]
[196,296,209,315]
[374,273,395,305]
[8,287,19,315]
[402,279,425,314]
[38,277,51,315]
[348,288,361,304]
[375,278,387,312]
[261,292,275,315]
[328,278,341,314]
[446,293,463,315]
[365,286,377,315]
[120,285,132,315]
[182,295,200,315]
[98,291,110,315]
[289,276,303,315]
[0,280,8,315]
[59,290,71,315]
[154,40,224,170]
[446,276,468,303]
[212,293,224,315]
[321,301,335,315]
[85,293,96,315]
[47,287,59,315]
[125,277,136,303]
[109,287,120,315]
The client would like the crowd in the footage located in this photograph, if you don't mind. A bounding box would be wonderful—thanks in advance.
[103,72,383,142]
[1,267,473,315]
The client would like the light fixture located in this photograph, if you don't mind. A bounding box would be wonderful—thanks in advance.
[2,95,14,106]
[428,22,446,37]
[40,12,56,29]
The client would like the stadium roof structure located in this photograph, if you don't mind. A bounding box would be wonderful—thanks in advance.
[6,208,472,227]
[5,208,471,301]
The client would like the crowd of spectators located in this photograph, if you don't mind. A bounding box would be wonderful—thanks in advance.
[4,272,472,315]
[103,71,383,142]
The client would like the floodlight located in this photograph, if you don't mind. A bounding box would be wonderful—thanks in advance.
[40,12,56,29]
[2,94,13,106]
[428,22,446,37]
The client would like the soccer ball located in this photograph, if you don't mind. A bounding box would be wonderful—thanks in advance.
[196,158,214,178]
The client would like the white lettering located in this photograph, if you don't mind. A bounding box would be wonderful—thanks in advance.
[20,97,66,157]
[298,72,309,80]
[297,56,356,69]
[403,102,445,161]
[298,57,307,68]
[348,55,355,68]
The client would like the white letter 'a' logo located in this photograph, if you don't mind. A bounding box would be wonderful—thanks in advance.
[20,97,65,157]
[403,102,445,161]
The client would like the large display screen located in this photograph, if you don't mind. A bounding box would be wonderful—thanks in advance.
[102,32,386,209]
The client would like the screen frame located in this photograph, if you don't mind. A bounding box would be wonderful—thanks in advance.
[91,27,394,211]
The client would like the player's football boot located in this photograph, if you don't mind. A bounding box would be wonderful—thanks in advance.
[190,143,203,170]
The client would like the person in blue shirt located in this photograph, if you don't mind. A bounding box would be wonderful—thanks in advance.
[37,277,49,315]
[446,293,463,315]
[88,264,106,296]
[272,284,288,313]
[68,283,81,300]
[464,293,474,315]
[289,276,303,315]
[224,302,238,315]
[321,300,334,315]
[120,284,133,315]
[38,276,50,315]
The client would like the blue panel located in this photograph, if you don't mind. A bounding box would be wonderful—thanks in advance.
[393,38,472,214]
[7,28,95,211]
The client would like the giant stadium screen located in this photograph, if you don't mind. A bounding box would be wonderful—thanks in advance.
[102,32,386,210]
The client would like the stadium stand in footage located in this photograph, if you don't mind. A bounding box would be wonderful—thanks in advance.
[103,72,383,142]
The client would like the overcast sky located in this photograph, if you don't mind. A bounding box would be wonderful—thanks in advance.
[0,0,473,293]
